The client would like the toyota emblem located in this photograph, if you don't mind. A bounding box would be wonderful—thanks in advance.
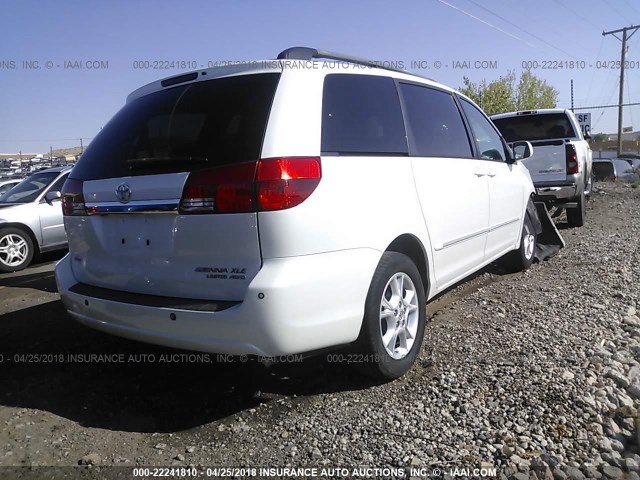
[115,183,132,203]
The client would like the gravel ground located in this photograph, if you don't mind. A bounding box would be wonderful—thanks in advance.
[0,182,639,480]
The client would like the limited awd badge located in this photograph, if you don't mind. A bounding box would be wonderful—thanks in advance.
[115,183,132,203]
[195,266,247,280]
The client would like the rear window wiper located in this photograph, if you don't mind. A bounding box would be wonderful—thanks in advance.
[125,156,209,169]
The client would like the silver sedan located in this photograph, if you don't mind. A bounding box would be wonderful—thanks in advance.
[0,166,71,272]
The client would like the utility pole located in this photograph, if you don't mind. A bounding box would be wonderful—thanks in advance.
[570,79,574,112]
[603,24,639,156]
[80,138,83,154]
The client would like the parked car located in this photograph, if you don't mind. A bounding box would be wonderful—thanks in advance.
[619,157,640,172]
[56,47,537,380]
[593,159,639,182]
[491,109,592,227]
[0,179,22,195]
[0,167,70,272]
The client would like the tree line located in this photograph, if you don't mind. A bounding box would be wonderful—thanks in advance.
[459,70,558,116]
[463,70,620,141]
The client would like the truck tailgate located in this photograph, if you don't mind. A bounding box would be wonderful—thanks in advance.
[522,140,567,184]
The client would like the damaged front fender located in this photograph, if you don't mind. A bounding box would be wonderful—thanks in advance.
[530,201,565,261]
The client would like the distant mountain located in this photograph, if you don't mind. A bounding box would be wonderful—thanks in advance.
[51,146,83,157]
[0,146,83,161]
[608,131,640,142]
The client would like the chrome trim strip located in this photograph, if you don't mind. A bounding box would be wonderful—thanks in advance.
[489,217,520,232]
[438,229,487,250]
[85,199,180,214]
[436,218,521,251]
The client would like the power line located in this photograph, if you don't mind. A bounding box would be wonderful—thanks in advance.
[585,36,605,105]
[463,0,581,60]
[569,101,640,111]
[622,0,640,16]
[553,0,602,29]
[584,64,621,116]
[592,110,607,130]
[592,81,622,129]
[435,0,536,47]
[604,0,635,23]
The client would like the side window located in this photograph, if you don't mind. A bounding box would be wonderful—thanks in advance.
[399,83,472,158]
[47,173,69,194]
[459,99,507,162]
[321,74,408,155]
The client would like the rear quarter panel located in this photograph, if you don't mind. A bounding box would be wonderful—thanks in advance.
[258,68,437,297]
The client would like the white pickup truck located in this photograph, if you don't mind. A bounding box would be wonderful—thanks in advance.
[491,109,592,227]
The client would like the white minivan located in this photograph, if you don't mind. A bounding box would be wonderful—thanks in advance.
[56,47,537,380]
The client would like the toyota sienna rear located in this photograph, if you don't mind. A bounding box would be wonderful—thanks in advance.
[56,48,537,380]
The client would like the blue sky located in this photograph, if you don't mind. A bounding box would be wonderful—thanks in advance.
[1,0,639,154]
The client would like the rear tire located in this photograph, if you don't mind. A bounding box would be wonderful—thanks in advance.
[0,227,34,273]
[566,190,586,227]
[502,212,536,273]
[354,252,426,381]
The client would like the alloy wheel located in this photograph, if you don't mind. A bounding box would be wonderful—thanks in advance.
[379,272,420,359]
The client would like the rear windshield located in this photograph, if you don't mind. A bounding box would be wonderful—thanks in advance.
[493,113,577,142]
[592,162,614,181]
[71,73,280,180]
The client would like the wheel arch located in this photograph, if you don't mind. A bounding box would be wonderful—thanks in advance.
[0,223,41,256]
[385,234,430,295]
[516,194,538,246]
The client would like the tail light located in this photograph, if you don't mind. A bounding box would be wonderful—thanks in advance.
[180,162,257,214]
[565,144,579,175]
[179,157,321,214]
[61,178,91,216]
[256,157,321,211]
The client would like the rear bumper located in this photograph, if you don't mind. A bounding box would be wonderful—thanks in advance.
[55,249,380,356]
[534,184,577,200]
[533,176,580,201]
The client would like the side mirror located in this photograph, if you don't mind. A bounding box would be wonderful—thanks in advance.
[44,190,62,204]
[512,141,534,161]
[584,132,592,141]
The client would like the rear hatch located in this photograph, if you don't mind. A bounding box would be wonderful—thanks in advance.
[493,112,577,184]
[62,71,281,301]
[593,161,614,181]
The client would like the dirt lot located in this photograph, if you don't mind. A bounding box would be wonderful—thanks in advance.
[0,183,639,480]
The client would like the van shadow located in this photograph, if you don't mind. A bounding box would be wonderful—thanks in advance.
[0,301,374,433]
[0,256,532,434]
[0,250,66,293]
[0,270,57,292]
[33,250,67,266]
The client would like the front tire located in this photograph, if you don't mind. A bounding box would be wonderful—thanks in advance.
[503,212,536,272]
[0,228,34,273]
[354,252,426,381]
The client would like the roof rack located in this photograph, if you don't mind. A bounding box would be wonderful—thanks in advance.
[277,46,410,75]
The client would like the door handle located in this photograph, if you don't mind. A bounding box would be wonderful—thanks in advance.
[474,171,486,177]
[486,172,496,177]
